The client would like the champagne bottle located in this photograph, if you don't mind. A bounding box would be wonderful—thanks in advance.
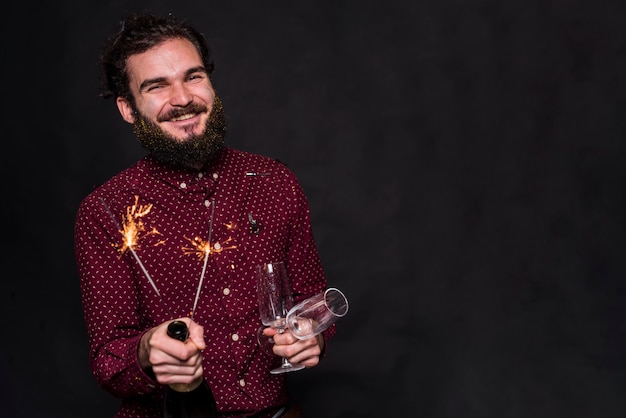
[163,320,218,418]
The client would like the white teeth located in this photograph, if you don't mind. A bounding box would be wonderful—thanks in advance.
[170,113,195,122]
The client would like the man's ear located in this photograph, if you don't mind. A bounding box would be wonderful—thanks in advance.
[116,97,136,124]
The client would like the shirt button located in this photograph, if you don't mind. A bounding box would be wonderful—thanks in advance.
[239,379,245,387]
[212,172,219,180]
[223,288,230,296]
[180,182,187,189]
[197,172,204,179]
[204,200,211,207]
[232,334,239,341]
[214,242,222,251]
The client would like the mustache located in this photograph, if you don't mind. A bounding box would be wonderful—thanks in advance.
[157,103,209,122]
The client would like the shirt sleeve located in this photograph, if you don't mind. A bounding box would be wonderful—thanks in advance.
[278,163,337,345]
[74,194,161,398]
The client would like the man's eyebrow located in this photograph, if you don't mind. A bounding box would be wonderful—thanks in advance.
[139,77,166,91]
[138,66,208,91]
[186,66,208,76]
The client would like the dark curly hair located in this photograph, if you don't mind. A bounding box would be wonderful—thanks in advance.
[99,13,215,101]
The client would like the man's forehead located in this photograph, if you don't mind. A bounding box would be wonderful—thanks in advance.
[126,38,204,80]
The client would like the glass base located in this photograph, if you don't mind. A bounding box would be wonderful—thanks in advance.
[270,360,306,374]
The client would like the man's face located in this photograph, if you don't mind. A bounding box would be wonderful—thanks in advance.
[116,38,226,168]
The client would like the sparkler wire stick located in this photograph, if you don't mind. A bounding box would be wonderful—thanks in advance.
[190,198,216,320]
[100,197,161,297]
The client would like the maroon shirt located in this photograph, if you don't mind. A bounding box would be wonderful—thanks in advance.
[74,148,332,417]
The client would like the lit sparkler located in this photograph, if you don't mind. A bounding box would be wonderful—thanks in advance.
[101,196,162,297]
[117,195,165,254]
[182,207,238,318]
[182,236,212,259]
[189,199,215,320]
[182,235,238,260]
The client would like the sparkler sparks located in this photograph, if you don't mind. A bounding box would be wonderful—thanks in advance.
[182,236,212,259]
[117,195,164,255]
[182,233,238,260]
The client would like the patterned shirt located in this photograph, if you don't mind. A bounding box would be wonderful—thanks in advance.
[74,148,332,417]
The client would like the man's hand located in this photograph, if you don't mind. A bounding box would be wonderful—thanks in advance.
[263,327,324,368]
[139,317,206,391]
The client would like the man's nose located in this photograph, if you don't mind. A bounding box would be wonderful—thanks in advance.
[169,83,193,106]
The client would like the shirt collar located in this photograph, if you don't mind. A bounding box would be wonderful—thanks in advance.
[140,149,228,194]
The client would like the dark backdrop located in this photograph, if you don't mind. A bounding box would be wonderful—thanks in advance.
[4,1,626,417]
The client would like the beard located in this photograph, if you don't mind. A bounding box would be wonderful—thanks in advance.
[132,95,228,169]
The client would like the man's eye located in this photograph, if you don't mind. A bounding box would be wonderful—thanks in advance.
[147,84,164,91]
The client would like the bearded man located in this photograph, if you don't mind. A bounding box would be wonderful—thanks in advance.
[74,13,334,418]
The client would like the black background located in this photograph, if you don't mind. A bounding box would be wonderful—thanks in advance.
[4,1,626,417]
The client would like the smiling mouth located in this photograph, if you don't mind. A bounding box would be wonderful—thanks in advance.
[159,103,209,123]
[169,113,196,122]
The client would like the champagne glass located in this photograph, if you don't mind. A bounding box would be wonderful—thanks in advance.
[256,261,305,374]
[286,287,349,340]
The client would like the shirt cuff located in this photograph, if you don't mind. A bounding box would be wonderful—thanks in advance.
[125,331,160,395]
